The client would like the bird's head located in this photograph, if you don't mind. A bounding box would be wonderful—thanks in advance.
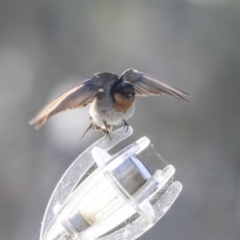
[111,80,135,107]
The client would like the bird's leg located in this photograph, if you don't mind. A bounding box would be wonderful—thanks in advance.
[123,119,129,132]
[103,121,112,140]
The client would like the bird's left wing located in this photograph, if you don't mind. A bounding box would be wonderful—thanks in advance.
[29,72,118,129]
[121,68,190,100]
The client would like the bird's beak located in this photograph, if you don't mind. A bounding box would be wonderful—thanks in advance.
[126,93,134,99]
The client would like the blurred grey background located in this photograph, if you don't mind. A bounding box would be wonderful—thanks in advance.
[0,0,240,239]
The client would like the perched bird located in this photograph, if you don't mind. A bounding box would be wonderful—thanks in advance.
[29,68,190,138]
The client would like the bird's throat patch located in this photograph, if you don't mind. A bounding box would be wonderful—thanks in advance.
[113,93,134,112]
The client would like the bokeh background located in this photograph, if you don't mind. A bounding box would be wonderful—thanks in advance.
[1,0,240,239]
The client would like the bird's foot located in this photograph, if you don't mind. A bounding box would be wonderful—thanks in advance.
[79,119,113,140]
[101,129,112,140]
[123,120,129,133]
[103,121,113,140]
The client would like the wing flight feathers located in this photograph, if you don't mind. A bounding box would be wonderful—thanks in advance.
[29,73,118,129]
[121,68,190,101]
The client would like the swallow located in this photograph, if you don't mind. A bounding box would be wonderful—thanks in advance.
[29,68,190,139]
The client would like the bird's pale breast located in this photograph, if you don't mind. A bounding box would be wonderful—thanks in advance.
[89,96,135,128]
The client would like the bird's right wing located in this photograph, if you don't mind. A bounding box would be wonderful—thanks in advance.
[29,73,118,129]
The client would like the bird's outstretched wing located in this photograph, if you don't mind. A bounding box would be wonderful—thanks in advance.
[29,72,118,129]
[121,68,190,100]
